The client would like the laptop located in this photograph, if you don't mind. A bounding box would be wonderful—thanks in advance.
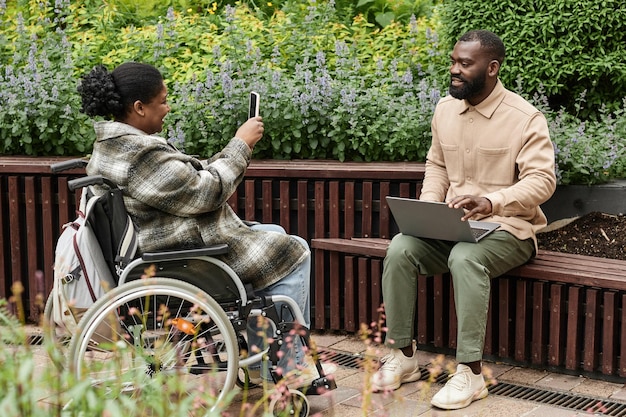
[386,196,501,243]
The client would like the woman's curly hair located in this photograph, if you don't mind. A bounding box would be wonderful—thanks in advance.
[77,62,164,120]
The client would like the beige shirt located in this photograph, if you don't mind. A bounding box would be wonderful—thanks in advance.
[420,80,557,249]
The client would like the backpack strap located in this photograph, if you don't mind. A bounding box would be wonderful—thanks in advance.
[72,232,97,303]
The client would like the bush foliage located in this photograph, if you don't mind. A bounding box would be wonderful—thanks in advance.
[0,0,444,162]
[438,0,626,118]
[0,0,626,184]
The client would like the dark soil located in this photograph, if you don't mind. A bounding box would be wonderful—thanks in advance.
[537,211,626,260]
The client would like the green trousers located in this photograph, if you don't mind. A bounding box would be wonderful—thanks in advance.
[382,231,534,363]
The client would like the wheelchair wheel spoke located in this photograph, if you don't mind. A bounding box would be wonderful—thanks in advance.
[68,278,239,412]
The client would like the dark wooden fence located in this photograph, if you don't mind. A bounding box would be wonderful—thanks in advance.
[0,157,425,322]
[4,156,625,381]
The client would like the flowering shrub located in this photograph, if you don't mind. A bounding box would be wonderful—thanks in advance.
[0,0,625,184]
[531,88,626,185]
[0,0,444,162]
[166,5,444,162]
[0,7,92,155]
[549,110,626,185]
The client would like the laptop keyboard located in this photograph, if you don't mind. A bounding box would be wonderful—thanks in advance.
[471,227,491,240]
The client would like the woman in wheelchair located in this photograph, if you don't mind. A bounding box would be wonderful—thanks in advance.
[77,62,333,386]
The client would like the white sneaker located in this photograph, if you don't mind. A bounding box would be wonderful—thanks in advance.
[370,345,421,391]
[431,364,488,410]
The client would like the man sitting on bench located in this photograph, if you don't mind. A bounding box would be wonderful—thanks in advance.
[370,30,556,410]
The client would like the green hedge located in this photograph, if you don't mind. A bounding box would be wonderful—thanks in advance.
[1,0,626,184]
[0,1,444,162]
[438,0,626,118]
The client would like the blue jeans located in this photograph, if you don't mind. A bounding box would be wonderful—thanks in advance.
[247,224,311,377]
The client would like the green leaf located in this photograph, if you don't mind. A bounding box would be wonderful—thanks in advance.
[356,0,375,8]
[375,12,395,28]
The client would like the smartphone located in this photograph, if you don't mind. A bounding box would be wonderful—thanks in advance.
[248,91,260,118]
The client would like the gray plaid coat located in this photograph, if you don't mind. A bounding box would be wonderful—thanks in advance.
[86,121,308,290]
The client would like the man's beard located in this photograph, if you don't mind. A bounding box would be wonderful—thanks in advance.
[449,74,486,100]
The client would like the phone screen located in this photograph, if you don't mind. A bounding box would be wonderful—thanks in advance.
[249,92,260,118]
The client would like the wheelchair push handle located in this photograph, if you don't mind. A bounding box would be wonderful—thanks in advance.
[51,159,119,191]
[50,158,89,173]
[68,175,119,191]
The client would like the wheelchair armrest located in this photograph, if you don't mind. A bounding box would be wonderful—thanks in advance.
[141,244,229,262]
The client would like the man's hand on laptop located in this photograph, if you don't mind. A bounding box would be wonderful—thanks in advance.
[447,195,493,221]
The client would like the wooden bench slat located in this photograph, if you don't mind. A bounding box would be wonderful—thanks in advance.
[548,284,564,367]
[526,254,626,273]
[416,276,428,345]
[329,251,341,330]
[311,238,390,258]
[0,176,7,310]
[433,274,445,348]
[565,286,581,371]
[262,180,272,224]
[371,259,382,323]
[362,182,373,238]
[344,182,355,239]
[533,250,626,267]
[620,294,626,377]
[297,180,308,238]
[519,261,625,277]
[344,255,356,332]
[313,248,326,329]
[498,278,512,358]
[380,182,391,239]
[314,182,325,239]
[41,178,55,294]
[531,282,546,365]
[26,177,40,320]
[329,181,340,239]
[583,289,600,372]
[9,177,22,291]
[357,258,370,330]
[602,291,617,375]
[279,181,290,233]
[245,179,255,221]
[245,160,425,180]
[514,280,529,362]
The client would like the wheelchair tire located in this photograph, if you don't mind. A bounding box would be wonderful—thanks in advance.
[68,277,239,413]
[268,388,310,417]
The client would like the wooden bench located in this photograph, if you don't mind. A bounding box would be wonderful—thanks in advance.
[311,237,626,380]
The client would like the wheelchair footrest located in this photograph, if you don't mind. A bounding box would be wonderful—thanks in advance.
[188,364,227,375]
[304,376,338,394]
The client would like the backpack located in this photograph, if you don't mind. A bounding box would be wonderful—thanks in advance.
[51,185,137,333]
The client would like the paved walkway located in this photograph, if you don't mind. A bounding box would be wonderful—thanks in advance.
[19,327,626,416]
[306,332,626,416]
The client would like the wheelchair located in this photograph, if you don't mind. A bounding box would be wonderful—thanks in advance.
[43,159,336,416]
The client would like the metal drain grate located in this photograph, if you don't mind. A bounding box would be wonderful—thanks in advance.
[318,347,626,417]
[318,347,363,369]
[489,382,626,416]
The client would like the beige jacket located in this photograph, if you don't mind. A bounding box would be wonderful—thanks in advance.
[420,80,557,249]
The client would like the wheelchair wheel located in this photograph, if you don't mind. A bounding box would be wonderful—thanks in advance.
[42,293,71,370]
[68,277,239,412]
[268,388,310,417]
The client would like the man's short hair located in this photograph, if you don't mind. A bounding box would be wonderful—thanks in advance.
[459,30,506,65]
